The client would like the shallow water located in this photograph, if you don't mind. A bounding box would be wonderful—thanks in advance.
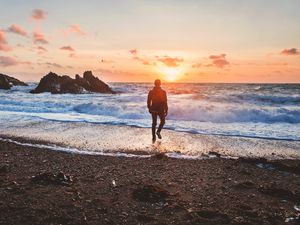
[0,83,299,141]
[0,120,299,159]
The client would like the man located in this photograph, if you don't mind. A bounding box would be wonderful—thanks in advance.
[147,79,168,142]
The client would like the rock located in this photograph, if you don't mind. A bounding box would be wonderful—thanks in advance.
[31,171,73,186]
[30,72,83,94]
[132,185,169,204]
[259,186,300,203]
[188,209,230,224]
[31,71,115,94]
[0,73,27,90]
[0,165,9,173]
[0,76,10,89]
[234,181,255,189]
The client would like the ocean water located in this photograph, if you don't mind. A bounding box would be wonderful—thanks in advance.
[0,83,299,141]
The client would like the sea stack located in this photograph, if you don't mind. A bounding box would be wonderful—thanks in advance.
[0,73,28,90]
[30,71,115,94]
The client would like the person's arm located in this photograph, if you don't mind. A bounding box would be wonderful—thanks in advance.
[147,90,152,111]
[164,91,168,116]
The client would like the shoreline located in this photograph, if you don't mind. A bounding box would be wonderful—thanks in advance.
[1,120,300,160]
[1,138,300,224]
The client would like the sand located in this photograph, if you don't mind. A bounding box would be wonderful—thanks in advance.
[1,138,300,225]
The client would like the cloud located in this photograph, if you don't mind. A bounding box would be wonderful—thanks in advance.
[128,49,154,66]
[129,49,137,55]
[33,31,49,44]
[7,24,27,36]
[61,25,86,38]
[69,53,78,58]
[63,25,86,37]
[0,31,12,51]
[60,46,75,52]
[209,54,229,68]
[192,63,202,68]
[157,56,183,67]
[37,46,47,54]
[133,56,151,65]
[280,48,300,56]
[42,62,64,68]
[31,9,47,21]
[70,25,85,35]
[95,68,137,77]
[0,56,31,67]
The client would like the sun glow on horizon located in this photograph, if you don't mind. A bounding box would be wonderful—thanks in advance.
[159,67,183,82]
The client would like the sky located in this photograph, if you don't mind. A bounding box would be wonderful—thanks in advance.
[0,0,300,83]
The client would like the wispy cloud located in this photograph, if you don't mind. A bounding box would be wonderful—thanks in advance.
[69,25,85,35]
[62,25,86,37]
[60,46,75,52]
[157,56,183,67]
[0,56,31,67]
[0,31,12,51]
[33,31,49,44]
[42,62,64,68]
[31,9,47,21]
[280,48,300,56]
[129,49,137,55]
[133,56,151,65]
[209,54,229,68]
[129,49,154,66]
[37,46,47,54]
[7,24,27,36]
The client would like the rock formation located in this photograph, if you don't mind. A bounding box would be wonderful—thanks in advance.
[30,71,115,94]
[0,73,28,90]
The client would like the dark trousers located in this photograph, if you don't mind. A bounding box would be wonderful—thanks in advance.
[151,112,165,138]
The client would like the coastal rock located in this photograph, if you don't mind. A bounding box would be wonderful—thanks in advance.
[0,73,28,90]
[77,71,115,93]
[30,71,115,94]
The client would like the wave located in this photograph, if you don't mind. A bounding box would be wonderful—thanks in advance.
[1,83,300,140]
[71,101,300,124]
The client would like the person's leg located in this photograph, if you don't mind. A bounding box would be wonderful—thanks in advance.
[156,113,165,138]
[151,113,158,141]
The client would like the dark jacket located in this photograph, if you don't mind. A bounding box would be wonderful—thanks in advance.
[147,87,168,114]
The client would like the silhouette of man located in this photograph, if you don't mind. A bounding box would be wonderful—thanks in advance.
[147,79,168,142]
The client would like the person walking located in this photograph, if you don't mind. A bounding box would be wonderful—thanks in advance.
[147,79,168,143]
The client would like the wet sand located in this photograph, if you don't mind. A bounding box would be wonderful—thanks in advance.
[1,139,300,225]
[1,120,300,159]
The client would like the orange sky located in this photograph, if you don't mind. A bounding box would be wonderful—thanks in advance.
[0,0,300,83]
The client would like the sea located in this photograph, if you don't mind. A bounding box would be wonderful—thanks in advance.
[0,83,299,142]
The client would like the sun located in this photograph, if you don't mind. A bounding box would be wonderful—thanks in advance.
[161,67,182,82]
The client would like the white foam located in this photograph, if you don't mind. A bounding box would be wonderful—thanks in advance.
[0,137,152,158]
[0,119,299,159]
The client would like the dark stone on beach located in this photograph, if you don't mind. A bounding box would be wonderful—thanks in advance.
[259,186,300,203]
[239,157,300,175]
[188,209,230,224]
[30,71,115,94]
[153,152,166,159]
[132,185,169,204]
[234,181,255,189]
[0,164,9,173]
[0,73,27,90]
[31,171,73,186]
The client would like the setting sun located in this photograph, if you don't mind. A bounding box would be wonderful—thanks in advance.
[160,67,182,82]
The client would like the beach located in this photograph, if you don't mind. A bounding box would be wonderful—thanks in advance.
[1,83,300,224]
[1,137,300,225]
